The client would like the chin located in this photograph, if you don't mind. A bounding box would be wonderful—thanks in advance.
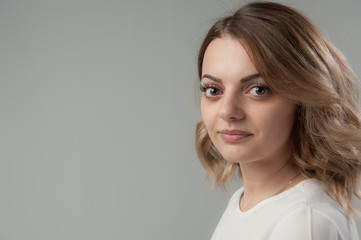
[212,138,255,164]
[218,149,249,164]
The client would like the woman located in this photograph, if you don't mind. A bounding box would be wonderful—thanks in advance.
[196,2,361,239]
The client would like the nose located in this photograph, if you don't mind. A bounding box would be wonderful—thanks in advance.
[218,93,245,122]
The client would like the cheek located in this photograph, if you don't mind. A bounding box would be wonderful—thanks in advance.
[201,100,220,144]
[272,109,295,143]
[200,99,214,127]
[251,102,296,141]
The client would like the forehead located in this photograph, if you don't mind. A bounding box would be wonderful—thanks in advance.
[202,36,258,80]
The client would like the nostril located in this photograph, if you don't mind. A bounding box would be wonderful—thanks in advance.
[229,116,239,121]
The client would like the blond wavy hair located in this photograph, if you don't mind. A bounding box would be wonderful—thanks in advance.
[196,2,361,216]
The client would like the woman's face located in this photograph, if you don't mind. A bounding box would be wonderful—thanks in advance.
[200,36,296,164]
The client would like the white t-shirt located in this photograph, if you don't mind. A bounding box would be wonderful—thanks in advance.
[210,179,359,240]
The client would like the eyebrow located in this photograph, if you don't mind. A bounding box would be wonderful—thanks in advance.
[201,73,262,84]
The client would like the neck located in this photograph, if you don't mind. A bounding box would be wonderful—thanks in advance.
[239,155,303,211]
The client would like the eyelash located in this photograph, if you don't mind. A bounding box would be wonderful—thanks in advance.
[247,84,271,96]
[200,84,222,97]
[199,83,271,98]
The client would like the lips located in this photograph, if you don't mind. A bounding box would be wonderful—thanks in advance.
[219,129,253,143]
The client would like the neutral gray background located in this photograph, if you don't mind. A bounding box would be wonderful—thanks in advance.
[0,0,360,239]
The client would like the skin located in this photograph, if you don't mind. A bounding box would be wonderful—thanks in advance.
[200,36,304,211]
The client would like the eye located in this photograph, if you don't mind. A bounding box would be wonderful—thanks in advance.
[248,85,270,96]
[205,87,220,97]
[200,85,221,98]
